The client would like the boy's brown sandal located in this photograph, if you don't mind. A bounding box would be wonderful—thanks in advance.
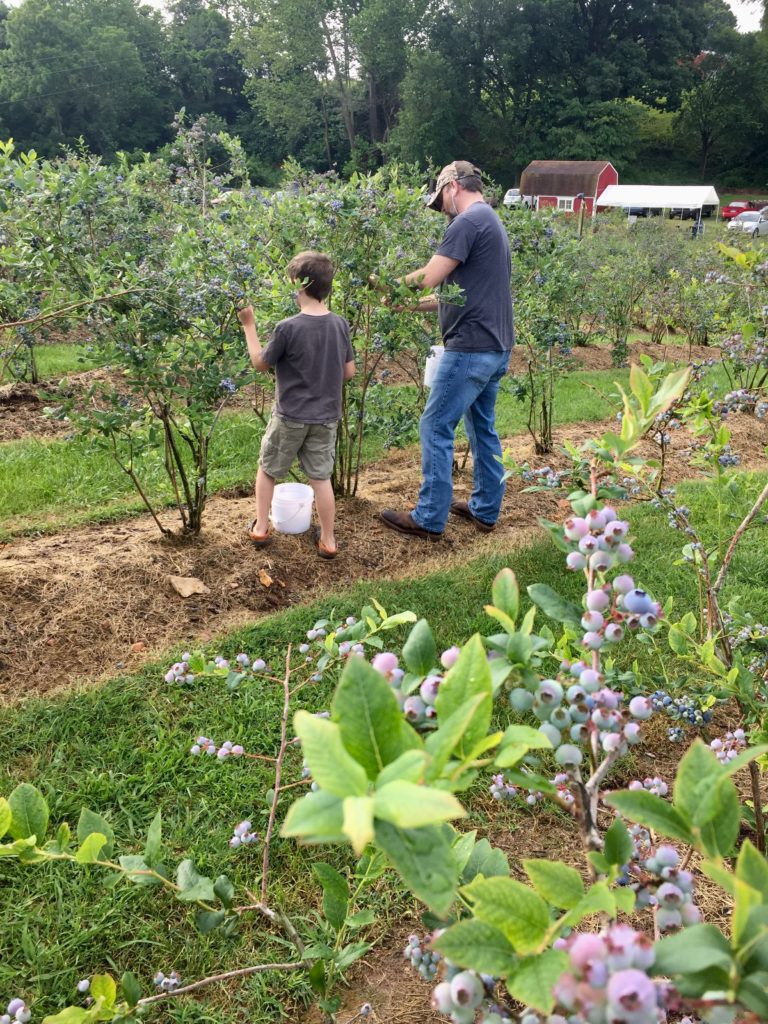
[247,519,272,548]
[313,527,337,560]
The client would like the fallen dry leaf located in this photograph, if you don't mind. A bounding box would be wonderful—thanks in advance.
[168,575,210,598]
[258,568,273,587]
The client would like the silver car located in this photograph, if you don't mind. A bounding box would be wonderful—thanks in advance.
[727,211,768,237]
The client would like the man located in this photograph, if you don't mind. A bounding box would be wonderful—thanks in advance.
[380,160,514,540]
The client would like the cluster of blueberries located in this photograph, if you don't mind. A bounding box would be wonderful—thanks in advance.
[562,508,635,577]
[519,465,568,490]
[628,776,668,798]
[710,729,747,764]
[714,388,768,420]
[189,736,245,759]
[631,845,701,933]
[229,820,259,848]
[369,646,461,727]
[649,691,713,741]
[1,1001,31,1024]
[152,970,182,992]
[488,771,571,808]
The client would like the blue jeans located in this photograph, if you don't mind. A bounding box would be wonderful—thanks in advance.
[411,350,510,533]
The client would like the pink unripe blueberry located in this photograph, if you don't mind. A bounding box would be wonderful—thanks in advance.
[403,696,426,722]
[624,722,641,744]
[604,623,625,643]
[372,652,398,675]
[566,551,588,571]
[589,550,615,572]
[449,971,484,1009]
[440,646,460,669]
[581,610,604,632]
[681,902,702,925]
[629,696,653,720]
[640,612,658,629]
[602,506,617,523]
[616,543,635,563]
[564,517,590,540]
[569,932,608,970]
[606,969,657,1015]
[582,631,603,650]
[602,732,624,753]
[7,1004,24,1018]
[579,668,601,691]
[604,520,628,541]
[579,534,600,554]
[613,574,635,594]
[430,982,454,1013]
[586,589,611,612]
[586,508,607,530]
[419,676,441,704]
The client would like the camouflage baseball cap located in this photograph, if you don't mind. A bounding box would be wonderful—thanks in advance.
[426,160,483,211]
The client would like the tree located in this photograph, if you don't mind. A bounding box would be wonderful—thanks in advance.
[0,0,175,157]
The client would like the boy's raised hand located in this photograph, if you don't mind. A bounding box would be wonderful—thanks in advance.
[237,304,256,327]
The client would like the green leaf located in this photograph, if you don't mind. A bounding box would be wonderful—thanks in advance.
[562,881,617,928]
[673,740,721,821]
[373,781,465,829]
[523,860,584,910]
[694,775,740,857]
[75,832,108,864]
[313,863,349,932]
[461,837,510,884]
[294,711,369,798]
[0,798,11,840]
[78,809,114,861]
[605,791,693,845]
[613,887,636,914]
[308,959,326,995]
[281,791,345,843]
[738,973,768,1018]
[424,693,487,780]
[176,859,215,902]
[374,821,458,916]
[120,972,142,1008]
[380,611,417,629]
[433,919,518,976]
[144,811,162,867]
[43,1009,90,1024]
[402,618,437,675]
[603,819,634,868]
[722,745,768,778]
[495,724,553,768]
[630,364,653,413]
[651,924,732,975]
[196,909,226,933]
[90,974,116,1006]
[492,568,520,622]
[342,796,375,855]
[526,584,582,627]
[335,941,370,970]
[434,635,493,757]
[506,949,569,1013]
[8,783,49,842]
[118,854,162,886]
[376,750,428,788]
[214,874,235,908]
[736,840,768,899]
[463,877,550,953]
[332,655,421,780]
[346,909,375,929]
[667,626,690,655]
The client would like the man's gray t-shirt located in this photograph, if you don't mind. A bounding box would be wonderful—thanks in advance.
[261,312,353,423]
[435,202,514,353]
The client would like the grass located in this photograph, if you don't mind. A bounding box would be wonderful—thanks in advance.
[1,468,767,1020]
[1,343,101,383]
[0,368,637,538]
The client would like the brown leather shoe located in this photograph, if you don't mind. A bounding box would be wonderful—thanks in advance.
[449,500,495,533]
[380,509,442,541]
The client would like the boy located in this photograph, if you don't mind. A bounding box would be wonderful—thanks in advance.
[238,251,355,559]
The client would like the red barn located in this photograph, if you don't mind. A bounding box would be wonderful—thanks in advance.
[519,160,618,216]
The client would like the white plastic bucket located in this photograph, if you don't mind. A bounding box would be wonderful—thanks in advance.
[423,344,445,388]
[270,482,314,534]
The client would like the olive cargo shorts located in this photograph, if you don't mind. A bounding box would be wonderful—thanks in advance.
[259,412,338,480]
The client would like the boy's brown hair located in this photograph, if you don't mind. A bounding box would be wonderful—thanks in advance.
[287,250,335,301]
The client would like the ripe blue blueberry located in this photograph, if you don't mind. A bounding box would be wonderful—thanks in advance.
[624,589,655,615]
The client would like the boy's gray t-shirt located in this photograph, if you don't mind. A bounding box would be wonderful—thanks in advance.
[261,311,353,424]
[435,202,514,352]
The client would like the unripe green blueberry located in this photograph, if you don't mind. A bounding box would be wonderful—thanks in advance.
[510,687,535,712]
[555,743,583,767]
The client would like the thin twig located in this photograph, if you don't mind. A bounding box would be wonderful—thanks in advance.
[136,961,304,1006]
[713,479,768,595]
[261,646,293,902]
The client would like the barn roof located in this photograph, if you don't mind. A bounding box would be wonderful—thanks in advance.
[520,161,613,197]
[596,184,720,208]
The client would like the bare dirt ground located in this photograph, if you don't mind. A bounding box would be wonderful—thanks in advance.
[2,411,767,700]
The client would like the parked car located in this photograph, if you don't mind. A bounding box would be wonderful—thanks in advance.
[727,210,768,237]
[668,205,715,220]
[721,200,763,220]
[622,207,662,217]
[503,188,533,208]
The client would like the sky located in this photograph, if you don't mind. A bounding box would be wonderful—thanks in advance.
[3,0,765,31]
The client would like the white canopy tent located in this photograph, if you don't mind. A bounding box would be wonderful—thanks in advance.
[595,184,720,219]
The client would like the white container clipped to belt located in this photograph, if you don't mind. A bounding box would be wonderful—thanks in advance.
[423,345,445,388]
